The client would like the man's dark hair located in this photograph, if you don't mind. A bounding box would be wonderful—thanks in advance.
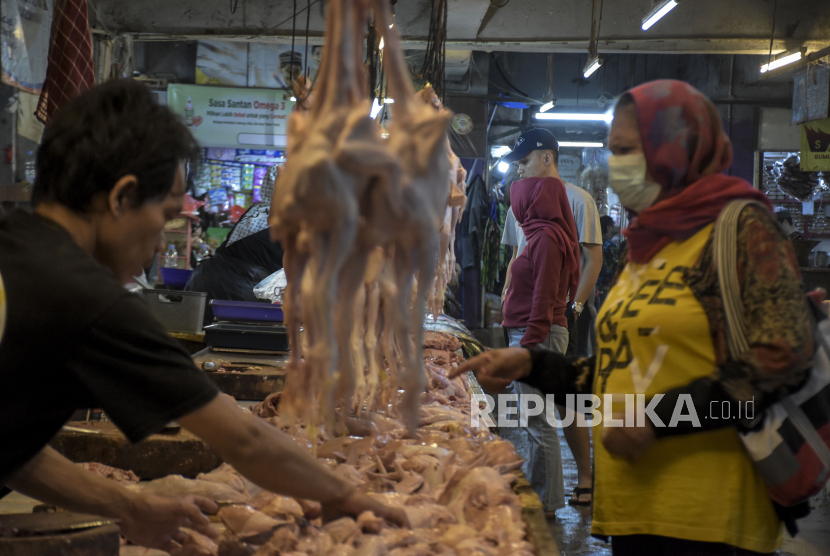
[33,79,201,213]
[600,215,616,235]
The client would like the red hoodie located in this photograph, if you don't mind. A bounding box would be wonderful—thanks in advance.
[502,177,580,347]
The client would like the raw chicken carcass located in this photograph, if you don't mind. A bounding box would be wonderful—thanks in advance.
[439,467,522,531]
[270,0,403,430]
[218,505,289,541]
[371,0,453,435]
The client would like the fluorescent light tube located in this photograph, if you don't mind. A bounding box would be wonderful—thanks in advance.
[558,141,605,148]
[641,0,679,31]
[535,112,614,124]
[583,57,602,78]
[384,98,395,104]
[371,98,383,119]
[497,161,510,174]
[760,52,803,73]
[290,96,297,101]
[540,100,555,113]
[379,37,384,50]
[491,146,512,157]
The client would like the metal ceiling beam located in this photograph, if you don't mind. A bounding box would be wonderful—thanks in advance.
[121,31,828,56]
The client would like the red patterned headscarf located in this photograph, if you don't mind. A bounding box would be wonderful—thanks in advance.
[621,80,772,263]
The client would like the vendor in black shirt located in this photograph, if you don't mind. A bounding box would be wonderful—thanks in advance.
[0,80,406,552]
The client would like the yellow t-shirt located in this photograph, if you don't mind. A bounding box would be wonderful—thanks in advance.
[592,224,782,552]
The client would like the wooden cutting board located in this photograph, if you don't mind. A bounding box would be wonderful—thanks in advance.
[50,421,221,480]
[192,348,288,400]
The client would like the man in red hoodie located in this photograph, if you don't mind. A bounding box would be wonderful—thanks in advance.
[498,130,583,517]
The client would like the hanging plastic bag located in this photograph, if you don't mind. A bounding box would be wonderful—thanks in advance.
[253,269,287,303]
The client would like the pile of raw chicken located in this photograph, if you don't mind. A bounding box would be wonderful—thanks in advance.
[116,331,532,556]
[268,0,467,435]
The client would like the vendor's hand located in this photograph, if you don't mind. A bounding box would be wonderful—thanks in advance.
[601,417,656,463]
[322,490,409,529]
[119,493,218,551]
[447,348,531,391]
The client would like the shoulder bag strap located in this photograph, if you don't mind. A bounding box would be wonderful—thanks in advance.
[713,199,770,359]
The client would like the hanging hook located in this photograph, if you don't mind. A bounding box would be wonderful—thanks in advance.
[230,0,238,14]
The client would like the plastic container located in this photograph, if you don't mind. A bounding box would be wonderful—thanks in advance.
[204,323,289,351]
[210,300,284,323]
[159,267,193,288]
[139,289,206,333]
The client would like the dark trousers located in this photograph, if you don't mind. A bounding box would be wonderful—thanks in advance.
[612,535,774,556]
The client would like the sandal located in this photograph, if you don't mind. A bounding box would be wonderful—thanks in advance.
[567,487,593,507]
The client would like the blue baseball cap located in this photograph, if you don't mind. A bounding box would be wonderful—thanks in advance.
[501,128,559,164]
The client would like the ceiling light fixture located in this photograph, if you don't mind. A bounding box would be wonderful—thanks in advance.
[384,98,395,104]
[540,100,556,113]
[558,141,605,148]
[641,0,679,31]
[760,51,802,73]
[497,161,510,174]
[371,98,383,119]
[379,37,384,50]
[535,112,613,124]
[491,145,512,157]
[289,96,297,102]
[583,56,603,78]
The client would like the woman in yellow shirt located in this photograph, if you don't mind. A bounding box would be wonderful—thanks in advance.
[452,80,812,555]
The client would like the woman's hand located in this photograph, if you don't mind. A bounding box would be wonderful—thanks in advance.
[601,418,656,463]
[448,348,532,391]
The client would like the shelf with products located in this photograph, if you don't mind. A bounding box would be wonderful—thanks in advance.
[193,148,283,213]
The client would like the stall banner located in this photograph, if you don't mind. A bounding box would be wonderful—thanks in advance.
[168,84,295,149]
[196,41,248,87]
[1,0,53,94]
[800,117,830,172]
[248,43,322,88]
[558,154,581,184]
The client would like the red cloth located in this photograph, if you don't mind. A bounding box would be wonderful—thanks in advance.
[503,177,580,346]
[35,0,95,125]
[621,80,772,264]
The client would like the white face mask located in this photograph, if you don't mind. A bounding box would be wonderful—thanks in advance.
[608,154,662,214]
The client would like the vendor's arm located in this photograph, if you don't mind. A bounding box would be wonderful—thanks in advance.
[177,395,408,526]
[574,243,602,306]
[7,446,217,551]
[650,205,813,438]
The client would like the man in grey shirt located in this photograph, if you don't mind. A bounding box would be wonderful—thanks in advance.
[500,129,601,509]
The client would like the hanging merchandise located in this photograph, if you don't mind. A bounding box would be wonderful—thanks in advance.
[775,153,825,201]
[481,198,505,292]
[579,151,609,215]
[801,117,830,172]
